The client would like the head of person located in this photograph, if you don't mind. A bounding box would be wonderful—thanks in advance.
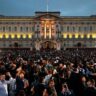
[48,79,55,88]
[87,79,95,88]
[19,72,25,80]
[61,83,69,92]
[81,76,87,83]
[0,74,5,81]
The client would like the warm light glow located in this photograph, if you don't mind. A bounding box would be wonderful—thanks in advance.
[11,34,15,39]
[92,34,96,38]
[63,34,67,38]
[5,34,9,39]
[44,24,46,39]
[28,34,32,38]
[87,34,90,38]
[47,25,49,27]
[75,34,79,38]
[23,35,26,38]
[69,34,72,38]
[81,34,84,38]
[49,25,51,39]
[0,35,3,38]
[17,35,20,39]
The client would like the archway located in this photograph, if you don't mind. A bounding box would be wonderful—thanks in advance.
[14,42,19,47]
[77,42,82,47]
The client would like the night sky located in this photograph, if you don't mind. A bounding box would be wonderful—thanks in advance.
[0,0,96,16]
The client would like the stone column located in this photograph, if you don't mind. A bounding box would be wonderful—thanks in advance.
[44,23,46,39]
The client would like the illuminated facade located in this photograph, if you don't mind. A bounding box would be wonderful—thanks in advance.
[0,12,96,50]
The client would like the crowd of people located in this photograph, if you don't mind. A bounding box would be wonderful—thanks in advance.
[0,48,96,96]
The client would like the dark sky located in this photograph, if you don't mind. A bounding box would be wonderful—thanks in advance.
[0,0,96,16]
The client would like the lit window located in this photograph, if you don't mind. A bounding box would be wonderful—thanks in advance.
[87,34,90,38]
[23,35,26,38]
[11,34,15,39]
[28,34,32,38]
[81,35,84,38]
[69,34,72,38]
[0,35,3,38]
[5,34,9,38]
[63,34,67,38]
[17,35,20,39]
[75,34,79,38]
[92,34,96,38]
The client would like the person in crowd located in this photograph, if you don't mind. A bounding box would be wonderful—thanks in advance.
[43,79,57,96]
[0,74,9,96]
[16,71,29,96]
[5,71,16,96]
[83,79,96,96]
[58,83,75,96]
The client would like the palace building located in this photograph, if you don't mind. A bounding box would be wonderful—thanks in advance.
[0,12,96,50]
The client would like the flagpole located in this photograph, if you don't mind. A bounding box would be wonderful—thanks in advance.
[47,0,49,12]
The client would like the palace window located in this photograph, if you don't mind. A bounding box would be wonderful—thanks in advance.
[90,26,92,32]
[32,27,34,31]
[20,27,23,32]
[14,26,17,31]
[3,26,5,32]
[84,27,87,32]
[25,27,28,32]
[67,26,69,32]
[8,27,11,31]
[73,26,75,32]
[0,26,2,31]
[78,27,81,32]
